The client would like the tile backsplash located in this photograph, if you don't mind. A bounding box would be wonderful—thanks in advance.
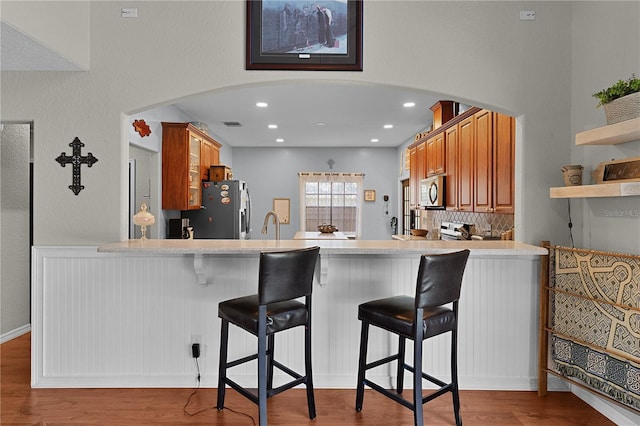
[418,210,514,238]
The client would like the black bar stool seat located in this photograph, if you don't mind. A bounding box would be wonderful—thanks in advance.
[216,246,320,426]
[358,295,457,339]
[355,250,470,426]
[218,295,309,335]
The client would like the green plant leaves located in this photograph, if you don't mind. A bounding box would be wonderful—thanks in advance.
[592,74,640,107]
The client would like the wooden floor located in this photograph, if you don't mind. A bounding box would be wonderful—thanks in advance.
[2,333,613,425]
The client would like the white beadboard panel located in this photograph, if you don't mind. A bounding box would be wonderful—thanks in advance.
[32,247,541,390]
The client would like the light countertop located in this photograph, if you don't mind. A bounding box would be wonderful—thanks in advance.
[392,234,428,241]
[97,239,547,256]
[294,231,349,240]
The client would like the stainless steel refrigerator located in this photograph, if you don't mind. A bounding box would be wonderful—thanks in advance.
[182,180,250,239]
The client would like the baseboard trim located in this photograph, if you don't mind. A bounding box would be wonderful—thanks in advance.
[571,385,640,425]
[1,324,31,344]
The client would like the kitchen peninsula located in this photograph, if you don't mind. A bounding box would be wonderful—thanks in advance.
[32,240,546,391]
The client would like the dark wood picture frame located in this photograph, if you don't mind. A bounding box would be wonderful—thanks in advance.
[246,0,363,71]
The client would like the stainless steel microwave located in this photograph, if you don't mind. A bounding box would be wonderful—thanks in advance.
[420,175,445,209]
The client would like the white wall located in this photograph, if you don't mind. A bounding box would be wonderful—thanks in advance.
[0,124,31,337]
[0,1,638,420]
[233,147,398,240]
[570,1,640,255]
[1,1,90,69]
[2,0,583,249]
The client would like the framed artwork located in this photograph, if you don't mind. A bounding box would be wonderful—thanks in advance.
[364,189,375,202]
[273,198,290,224]
[246,0,363,71]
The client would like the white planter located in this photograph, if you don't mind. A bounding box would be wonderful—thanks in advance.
[603,91,640,125]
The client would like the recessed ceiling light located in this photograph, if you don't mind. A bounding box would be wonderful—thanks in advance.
[370,138,379,143]
[256,102,268,107]
[316,122,326,126]
[276,138,284,143]
[403,102,416,108]
[268,124,278,129]
[384,124,394,129]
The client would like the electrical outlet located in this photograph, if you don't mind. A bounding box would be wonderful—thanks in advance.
[191,343,200,358]
[121,8,138,18]
[519,10,535,21]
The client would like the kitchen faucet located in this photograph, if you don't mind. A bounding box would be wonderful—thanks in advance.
[261,211,280,240]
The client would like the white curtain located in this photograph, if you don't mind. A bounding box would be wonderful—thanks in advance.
[298,172,364,239]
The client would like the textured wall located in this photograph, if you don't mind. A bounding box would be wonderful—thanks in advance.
[0,1,572,247]
[1,124,31,337]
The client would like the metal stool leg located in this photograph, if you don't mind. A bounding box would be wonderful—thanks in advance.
[216,320,229,410]
[257,306,268,426]
[413,309,424,426]
[305,322,317,419]
[355,320,369,411]
[451,326,462,426]
[267,334,275,391]
[397,336,406,394]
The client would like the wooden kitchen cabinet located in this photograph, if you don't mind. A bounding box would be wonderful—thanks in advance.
[473,110,515,213]
[409,142,428,208]
[413,106,515,214]
[473,110,516,214]
[492,112,515,213]
[162,122,221,210]
[408,146,418,208]
[417,141,427,180]
[445,125,458,210]
[457,115,475,212]
[426,132,445,176]
[446,110,514,214]
[445,115,474,212]
[474,109,493,212]
[201,139,221,181]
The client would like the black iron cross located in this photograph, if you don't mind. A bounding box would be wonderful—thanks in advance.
[55,137,99,195]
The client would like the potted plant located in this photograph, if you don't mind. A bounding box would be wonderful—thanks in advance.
[592,74,640,125]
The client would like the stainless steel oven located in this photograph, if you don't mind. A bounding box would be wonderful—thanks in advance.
[440,221,473,240]
[420,175,445,209]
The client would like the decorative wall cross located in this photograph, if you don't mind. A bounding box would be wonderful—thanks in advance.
[55,137,99,195]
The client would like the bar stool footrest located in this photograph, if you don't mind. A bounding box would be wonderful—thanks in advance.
[404,363,448,388]
[364,378,415,411]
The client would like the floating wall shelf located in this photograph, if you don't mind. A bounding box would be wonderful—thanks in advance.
[550,117,640,198]
[550,182,640,198]
[575,117,640,145]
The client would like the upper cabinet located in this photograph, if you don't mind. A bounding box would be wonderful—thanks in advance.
[410,105,516,214]
[430,101,456,130]
[426,132,445,176]
[201,139,221,181]
[492,112,516,213]
[550,117,640,198]
[472,109,515,214]
[162,122,221,210]
[455,115,475,212]
[473,109,493,212]
[408,145,418,208]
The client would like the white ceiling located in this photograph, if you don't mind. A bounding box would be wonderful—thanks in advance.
[172,81,442,148]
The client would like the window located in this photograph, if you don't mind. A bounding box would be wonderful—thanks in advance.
[299,172,363,238]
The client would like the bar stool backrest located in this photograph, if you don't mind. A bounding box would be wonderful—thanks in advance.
[415,250,470,309]
[258,246,320,305]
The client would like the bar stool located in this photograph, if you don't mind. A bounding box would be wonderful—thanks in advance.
[216,246,320,426]
[355,250,470,426]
